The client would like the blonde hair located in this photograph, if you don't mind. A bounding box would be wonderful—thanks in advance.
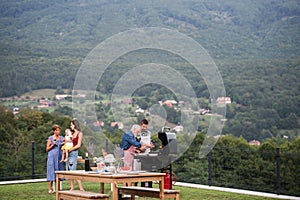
[65,128,71,135]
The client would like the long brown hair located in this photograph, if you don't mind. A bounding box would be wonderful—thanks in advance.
[71,119,81,131]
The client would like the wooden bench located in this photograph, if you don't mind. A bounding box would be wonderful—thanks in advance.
[58,190,109,200]
[117,186,180,200]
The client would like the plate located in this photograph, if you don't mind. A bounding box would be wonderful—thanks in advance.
[124,171,140,175]
[135,170,146,173]
[87,171,98,174]
[117,170,136,175]
[100,172,113,175]
[117,170,130,174]
[118,170,145,175]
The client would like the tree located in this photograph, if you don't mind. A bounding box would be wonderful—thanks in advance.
[18,108,43,131]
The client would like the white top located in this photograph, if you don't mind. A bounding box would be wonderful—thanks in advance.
[139,130,151,154]
[64,134,73,149]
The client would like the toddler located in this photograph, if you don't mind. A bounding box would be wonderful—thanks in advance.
[60,129,73,162]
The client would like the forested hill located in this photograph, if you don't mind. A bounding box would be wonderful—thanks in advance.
[0,0,299,140]
[0,0,299,96]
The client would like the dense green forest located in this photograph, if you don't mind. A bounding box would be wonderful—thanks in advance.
[0,106,299,196]
[1,0,300,97]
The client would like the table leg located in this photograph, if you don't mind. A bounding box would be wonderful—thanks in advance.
[112,182,118,200]
[100,182,104,193]
[159,178,165,200]
[56,175,60,200]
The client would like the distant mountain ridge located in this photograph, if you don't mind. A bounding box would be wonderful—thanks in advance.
[1,0,299,55]
[0,0,299,95]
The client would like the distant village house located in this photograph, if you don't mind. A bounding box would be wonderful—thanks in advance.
[217,97,231,106]
[249,140,261,146]
[38,99,54,108]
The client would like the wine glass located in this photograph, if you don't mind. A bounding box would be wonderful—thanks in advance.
[109,163,117,174]
[69,161,73,170]
[97,162,105,174]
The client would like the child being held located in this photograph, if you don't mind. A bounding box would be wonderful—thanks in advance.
[60,129,73,162]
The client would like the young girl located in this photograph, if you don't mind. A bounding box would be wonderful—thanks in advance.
[60,129,73,162]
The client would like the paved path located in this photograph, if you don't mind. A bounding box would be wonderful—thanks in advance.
[0,178,46,185]
[1,179,299,199]
[175,182,300,200]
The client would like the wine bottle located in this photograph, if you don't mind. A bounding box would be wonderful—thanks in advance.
[84,152,90,171]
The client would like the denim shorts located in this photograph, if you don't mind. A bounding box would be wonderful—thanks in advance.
[66,150,78,171]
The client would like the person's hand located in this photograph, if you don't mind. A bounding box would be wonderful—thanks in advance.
[144,143,154,149]
[135,148,142,153]
[149,143,155,149]
[139,146,147,152]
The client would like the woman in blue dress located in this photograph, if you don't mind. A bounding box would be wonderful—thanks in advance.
[46,124,64,194]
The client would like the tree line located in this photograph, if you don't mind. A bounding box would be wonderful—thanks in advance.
[0,105,299,196]
[174,133,300,196]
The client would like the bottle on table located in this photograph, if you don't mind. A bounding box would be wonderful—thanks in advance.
[85,152,90,171]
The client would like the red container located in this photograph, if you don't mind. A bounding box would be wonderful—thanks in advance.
[164,171,171,189]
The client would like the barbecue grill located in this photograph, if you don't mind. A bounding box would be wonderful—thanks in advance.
[134,126,177,189]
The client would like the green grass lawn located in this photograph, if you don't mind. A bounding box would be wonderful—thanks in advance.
[21,89,58,99]
[0,181,279,200]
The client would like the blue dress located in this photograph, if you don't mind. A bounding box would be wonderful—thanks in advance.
[46,136,64,181]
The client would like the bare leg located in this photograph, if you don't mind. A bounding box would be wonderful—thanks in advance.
[48,181,53,193]
[69,179,74,190]
[77,180,84,191]
[64,151,69,162]
[60,151,65,162]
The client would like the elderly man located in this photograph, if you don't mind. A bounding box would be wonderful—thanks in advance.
[121,124,153,170]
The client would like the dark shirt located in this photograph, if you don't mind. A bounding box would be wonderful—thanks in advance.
[121,130,142,150]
